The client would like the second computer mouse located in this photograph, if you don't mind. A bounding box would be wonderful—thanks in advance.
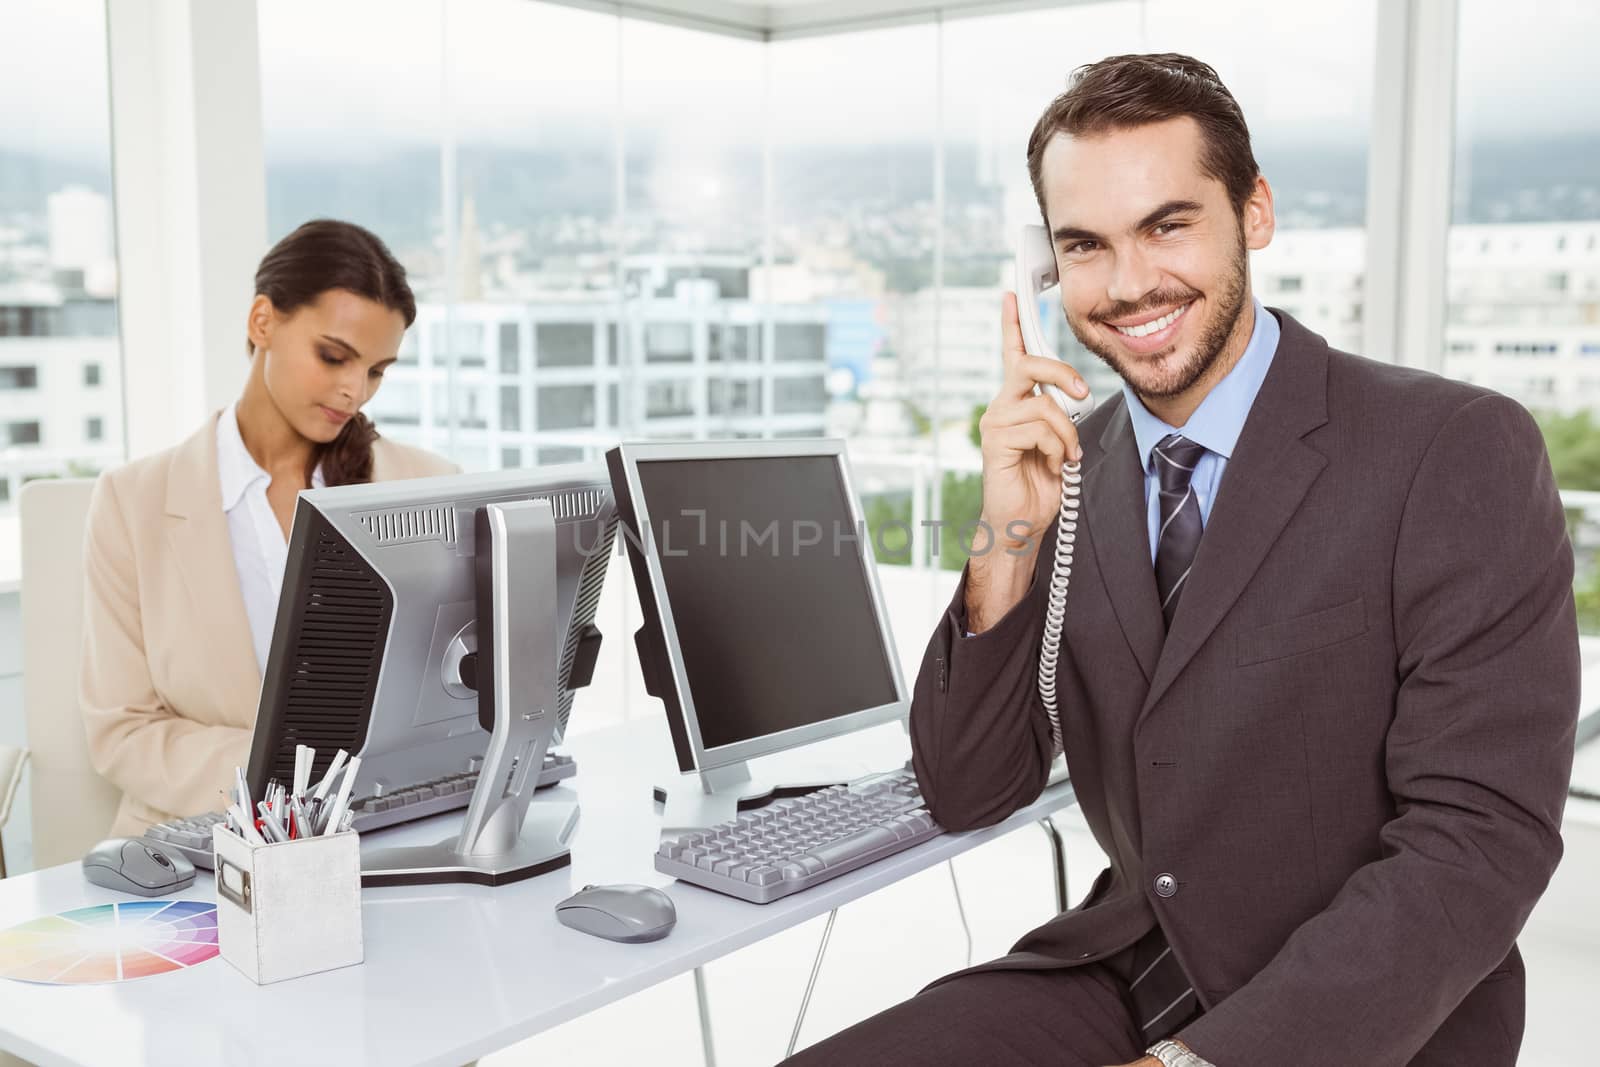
[555,883,677,943]
[82,838,196,897]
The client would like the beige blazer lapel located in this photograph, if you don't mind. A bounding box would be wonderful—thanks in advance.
[161,413,262,708]
[1136,314,1332,726]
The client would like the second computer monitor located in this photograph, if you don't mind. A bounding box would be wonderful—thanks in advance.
[607,439,909,811]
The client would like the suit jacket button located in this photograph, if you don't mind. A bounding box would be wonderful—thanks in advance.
[1153,873,1178,898]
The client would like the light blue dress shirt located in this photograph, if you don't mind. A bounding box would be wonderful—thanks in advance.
[1121,299,1280,563]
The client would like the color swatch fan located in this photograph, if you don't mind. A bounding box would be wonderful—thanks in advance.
[0,900,218,984]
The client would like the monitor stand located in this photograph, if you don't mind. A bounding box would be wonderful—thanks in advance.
[363,498,577,887]
[653,761,847,831]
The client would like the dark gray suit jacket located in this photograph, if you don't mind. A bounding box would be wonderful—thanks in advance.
[908,309,1579,1067]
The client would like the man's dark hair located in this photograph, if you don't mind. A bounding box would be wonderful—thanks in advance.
[1025,53,1260,226]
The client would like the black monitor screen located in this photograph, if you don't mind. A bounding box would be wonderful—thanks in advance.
[635,455,899,750]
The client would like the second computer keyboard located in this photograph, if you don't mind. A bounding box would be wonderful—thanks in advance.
[145,750,578,870]
[654,769,942,904]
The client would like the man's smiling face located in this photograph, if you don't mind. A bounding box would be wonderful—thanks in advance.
[1037,115,1273,403]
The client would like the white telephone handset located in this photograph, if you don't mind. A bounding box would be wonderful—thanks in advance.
[1014,223,1092,756]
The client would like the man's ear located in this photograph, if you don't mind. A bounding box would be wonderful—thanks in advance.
[246,294,276,356]
[1241,175,1275,252]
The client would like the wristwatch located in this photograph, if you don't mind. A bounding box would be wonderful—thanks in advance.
[1146,1040,1214,1067]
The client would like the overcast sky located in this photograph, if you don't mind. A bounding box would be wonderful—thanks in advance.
[2,0,1595,164]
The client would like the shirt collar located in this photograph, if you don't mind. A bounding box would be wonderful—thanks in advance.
[216,402,328,513]
[1121,297,1281,474]
[216,402,268,513]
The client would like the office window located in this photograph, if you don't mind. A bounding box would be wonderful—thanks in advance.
[774,323,825,363]
[498,322,520,374]
[85,416,103,442]
[448,0,615,465]
[0,0,125,581]
[537,446,584,465]
[644,380,694,418]
[500,384,521,431]
[644,322,693,363]
[83,362,101,386]
[773,376,826,415]
[431,321,485,367]
[1451,0,1600,639]
[534,322,595,368]
[366,380,421,427]
[0,367,39,390]
[260,0,454,460]
[708,323,757,363]
[708,378,761,417]
[500,446,522,468]
[397,329,419,365]
[7,422,43,446]
[608,382,620,427]
[537,384,595,431]
[259,0,443,287]
[431,384,487,430]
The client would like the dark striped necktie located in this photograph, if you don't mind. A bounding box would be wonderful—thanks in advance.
[1153,433,1208,629]
[1122,433,1211,1040]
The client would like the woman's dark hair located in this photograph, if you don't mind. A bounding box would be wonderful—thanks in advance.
[1026,53,1260,226]
[250,218,416,487]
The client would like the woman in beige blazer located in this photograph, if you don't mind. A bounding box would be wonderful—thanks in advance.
[80,220,457,837]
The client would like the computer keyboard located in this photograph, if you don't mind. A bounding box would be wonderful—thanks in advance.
[144,811,230,870]
[144,750,578,870]
[654,769,942,904]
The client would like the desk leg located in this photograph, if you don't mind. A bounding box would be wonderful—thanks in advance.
[1040,817,1068,913]
[785,908,838,1058]
[693,965,717,1067]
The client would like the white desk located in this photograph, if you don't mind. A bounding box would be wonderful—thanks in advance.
[0,717,1077,1067]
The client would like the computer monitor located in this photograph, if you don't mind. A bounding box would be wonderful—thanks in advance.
[606,439,910,827]
[246,464,617,885]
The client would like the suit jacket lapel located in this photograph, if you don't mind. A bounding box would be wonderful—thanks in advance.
[1136,314,1331,726]
[163,412,262,702]
[1084,398,1165,685]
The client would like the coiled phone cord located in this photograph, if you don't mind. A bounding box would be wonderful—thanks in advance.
[1035,458,1083,757]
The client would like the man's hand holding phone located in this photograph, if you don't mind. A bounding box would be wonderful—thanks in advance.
[965,292,1091,633]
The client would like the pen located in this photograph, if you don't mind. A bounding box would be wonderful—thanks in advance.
[257,800,288,843]
[234,767,252,819]
[289,797,311,841]
[293,745,313,798]
[227,803,267,846]
[322,755,361,837]
[312,750,350,803]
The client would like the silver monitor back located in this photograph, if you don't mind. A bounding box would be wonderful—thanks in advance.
[246,465,617,806]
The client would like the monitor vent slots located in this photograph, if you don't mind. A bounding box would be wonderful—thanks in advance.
[272,529,393,782]
[357,505,458,547]
[556,515,618,735]
[535,487,606,522]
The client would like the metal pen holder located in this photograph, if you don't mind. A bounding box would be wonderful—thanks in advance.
[213,824,364,985]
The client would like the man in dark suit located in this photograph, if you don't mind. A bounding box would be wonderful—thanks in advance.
[785,53,1578,1067]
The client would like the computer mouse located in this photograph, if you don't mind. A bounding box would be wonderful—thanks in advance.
[555,883,676,943]
[82,838,196,897]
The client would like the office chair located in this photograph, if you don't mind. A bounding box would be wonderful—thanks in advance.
[0,745,27,878]
[19,478,121,869]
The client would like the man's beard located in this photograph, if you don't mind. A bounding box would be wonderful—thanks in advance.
[1065,231,1249,402]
